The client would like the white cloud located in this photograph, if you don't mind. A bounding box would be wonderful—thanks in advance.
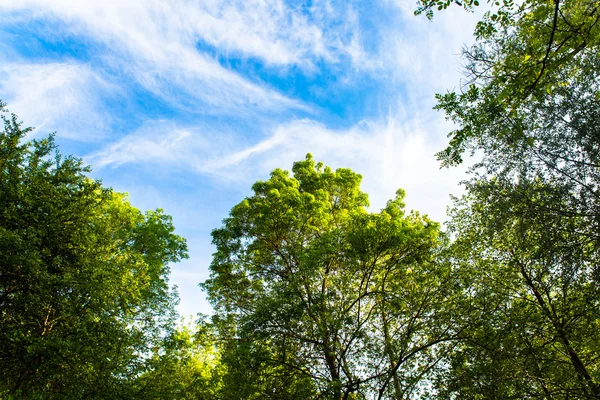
[0,0,484,123]
[211,117,470,223]
[0,61,116,140]
[181,0,333,67]
[0,0,371,115]
[89,115,469,223]
[383,2,484,91]
[89,125,197,168]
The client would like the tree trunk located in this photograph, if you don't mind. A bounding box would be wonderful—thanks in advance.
[324,342,342,400]
[380,301,402,399]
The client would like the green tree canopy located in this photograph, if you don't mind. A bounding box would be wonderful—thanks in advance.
[0,102,188,398]
[438,178,600,399]
[204,155,462,399]
[417,0,600,397]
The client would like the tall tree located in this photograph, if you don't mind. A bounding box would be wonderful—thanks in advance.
[0,102,188,398]
[438,178,600,399]
[204,155,461,399]
[417,0,600,397]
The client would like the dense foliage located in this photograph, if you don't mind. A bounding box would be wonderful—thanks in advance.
[0,103,192,398]
[416,0,600,398]
[204,155,458,399]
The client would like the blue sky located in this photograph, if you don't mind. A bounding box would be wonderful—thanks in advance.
[1,0,481,317]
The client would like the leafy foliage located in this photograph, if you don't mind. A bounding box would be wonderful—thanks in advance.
[131,319,223,399]
[0,102,189,398]
[427,0,600,167]
[440,179,600,398]
[419,0,600,397]
[204,155,460,399]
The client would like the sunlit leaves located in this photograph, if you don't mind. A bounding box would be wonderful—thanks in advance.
[0,103,188,398]
[204,155,455,399]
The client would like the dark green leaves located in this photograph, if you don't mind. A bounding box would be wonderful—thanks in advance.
[0,104,188,398]
[423,0,600,397]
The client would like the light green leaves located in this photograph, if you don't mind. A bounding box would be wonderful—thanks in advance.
[204,155,456,399]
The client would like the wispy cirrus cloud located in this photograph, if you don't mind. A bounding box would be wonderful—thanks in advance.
[0,0,481,141]
[86,119,242,171]
[89,125,197,168]
[89,115,469,222]
[0,61,117,140]
[0,0,375,117]
[383,1,485,91]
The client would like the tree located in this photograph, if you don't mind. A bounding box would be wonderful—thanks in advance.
[417,0,600,397]
[216,328,317,400]
[131,318,223,400]
[203,155,462,399]
[437,178,600,399]
[0,102,188,398]
[417,0,600,167]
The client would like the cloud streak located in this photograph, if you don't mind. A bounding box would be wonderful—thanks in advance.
[0,0,372,117]
[89,115,469,223]
[0,61,117,140]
